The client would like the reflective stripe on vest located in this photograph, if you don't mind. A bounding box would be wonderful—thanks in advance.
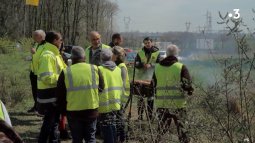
[37,98,57,103]
[101,86,123,93]
[98,66,123,113]
[138,50,159,64]
[99,99,121,107]
[0,103,4,120]
[155,62,186,109]
[64,63,99,111]
[66,65,98,92]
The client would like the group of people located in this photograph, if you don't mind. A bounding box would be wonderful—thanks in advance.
[134,37,193,143]
[0,29,193,143]
[27,30,130,143]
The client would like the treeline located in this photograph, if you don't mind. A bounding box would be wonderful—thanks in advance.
[0,0,118,45]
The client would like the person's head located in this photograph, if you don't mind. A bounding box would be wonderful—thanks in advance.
[112,33,123,46]
[45,31,63,49]
[90,31,101,48]
[143,37,153,49]
[166,44,180,57]
[101,48,113,62]
[112,46,126,63]
[32,30,46,43]
[71,46,85,63]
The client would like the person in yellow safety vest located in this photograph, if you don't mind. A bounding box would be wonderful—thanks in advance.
[152,44,193,143]
[98,48,123,143]
[112,46,130,142]
[135,37,160,121]
[0,100,11,126]
[85,31,111,66]
[37,31,66,143]
[28,30,46,113]
[56,46,105,143]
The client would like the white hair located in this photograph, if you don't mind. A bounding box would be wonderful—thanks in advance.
[71,46,85,59]
[101,48,113,61]
[166,44,180,57]
[33,30,46,40]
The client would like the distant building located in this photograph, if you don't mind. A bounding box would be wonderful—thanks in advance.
[196,39,214,49]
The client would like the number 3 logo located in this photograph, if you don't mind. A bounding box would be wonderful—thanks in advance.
[233,9,240,19]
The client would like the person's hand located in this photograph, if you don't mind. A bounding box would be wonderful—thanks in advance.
[30,48,36,54]
[144,64,151,69]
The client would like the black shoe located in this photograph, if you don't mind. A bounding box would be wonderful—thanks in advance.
[27,107,36,113]
[60,130,72,140]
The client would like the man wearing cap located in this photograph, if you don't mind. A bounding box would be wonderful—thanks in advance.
[98,48,123,143]
[152,44,193,143]
[85,31,111,66]
[56,46,104,143]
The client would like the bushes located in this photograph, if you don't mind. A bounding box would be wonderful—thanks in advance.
[0,38,16,54]
[0,38,32,106]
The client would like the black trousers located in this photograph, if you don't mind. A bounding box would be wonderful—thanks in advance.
[29,71,37,109]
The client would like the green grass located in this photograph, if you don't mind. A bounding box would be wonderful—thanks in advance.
[1,38,254,143]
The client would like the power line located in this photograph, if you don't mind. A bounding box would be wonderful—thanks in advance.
[124,17,131,32]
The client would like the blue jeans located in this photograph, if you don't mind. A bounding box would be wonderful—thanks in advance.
[38,108,60,143]
[67,115,97,143]
[100,112,117,143]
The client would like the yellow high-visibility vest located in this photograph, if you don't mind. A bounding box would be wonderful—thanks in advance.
[85,44,110,64]
[0,102,4,120]
[155,62,186,109]
[118,63,130,104]
[136,49,159,80]
[64,63,99,111]
[98,66,123,113]
[31,43,46,75]
[37,42,66,90]
[138,49,159,64]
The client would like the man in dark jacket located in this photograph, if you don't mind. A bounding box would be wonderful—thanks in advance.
[135,37,160,120]
[56,46,104,142]
[152,44,193,143]
[85,31,111,66]
[108,33,123,48]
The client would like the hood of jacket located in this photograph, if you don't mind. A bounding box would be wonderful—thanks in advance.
[101,61,117,71]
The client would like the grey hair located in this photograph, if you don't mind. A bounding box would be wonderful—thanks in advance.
[33,30,46,40]
[71,46,85,60]
[166,44,180,56]
[101,48,113,61]
[112,46,126,62]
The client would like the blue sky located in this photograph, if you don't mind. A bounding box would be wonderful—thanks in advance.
[112,0,255,32]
